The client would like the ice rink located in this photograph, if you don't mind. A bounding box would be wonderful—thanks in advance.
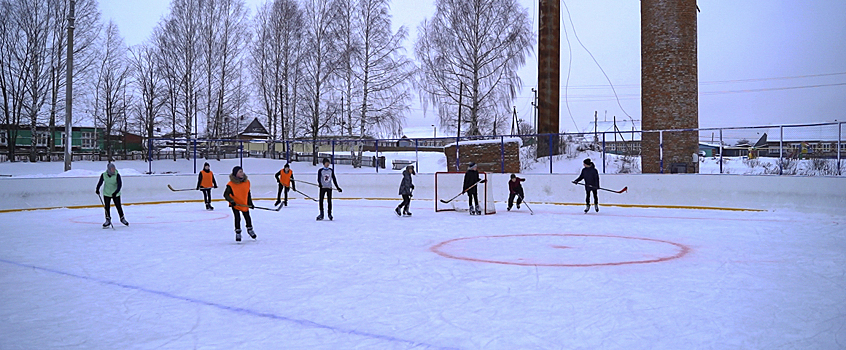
[1,198,844,349]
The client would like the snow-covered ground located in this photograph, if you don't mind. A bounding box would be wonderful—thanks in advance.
[0,148,842,178]
[1,200,844,349]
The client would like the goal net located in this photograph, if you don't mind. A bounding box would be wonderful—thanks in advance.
[435,172,496,215]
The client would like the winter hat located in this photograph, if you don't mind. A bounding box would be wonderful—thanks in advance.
[203,162,210,167]
[510,173,516,179]
[322,157,331,165]
[468,162,477,169]
[106,163,116,174]
[231,166,243,177]
[284,163,290,169]
[583,158,593,166]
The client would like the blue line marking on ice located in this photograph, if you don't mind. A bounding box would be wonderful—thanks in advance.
[0,258,458,350]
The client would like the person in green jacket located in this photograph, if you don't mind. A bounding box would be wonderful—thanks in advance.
[95,163,129,228]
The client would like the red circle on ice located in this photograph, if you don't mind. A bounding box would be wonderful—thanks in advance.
[430,234,690,267]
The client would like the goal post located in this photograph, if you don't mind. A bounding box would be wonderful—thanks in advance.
[434,172,496,215]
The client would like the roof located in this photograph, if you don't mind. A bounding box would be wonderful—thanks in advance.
[239,118,270,138]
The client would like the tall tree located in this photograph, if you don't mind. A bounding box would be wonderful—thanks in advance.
[0,0,30,162]
[251,0,304,142]
[415,0,533,136]
[158,0,201,140]
[46,0,101,157]
[353,0,415,138]
[300,0,342,164]
[129,42,164,160]
[94,21,130,161]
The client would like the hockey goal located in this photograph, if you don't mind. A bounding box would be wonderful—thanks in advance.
[435,172,496,215]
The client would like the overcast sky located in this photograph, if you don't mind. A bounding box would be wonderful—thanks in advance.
[100,0,846,137]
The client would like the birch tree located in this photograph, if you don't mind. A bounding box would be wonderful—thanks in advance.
[415,0,533,136]
[94,21,130,161]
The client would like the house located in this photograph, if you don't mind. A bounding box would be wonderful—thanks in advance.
[0,124,142,161]
[582,119,642,155]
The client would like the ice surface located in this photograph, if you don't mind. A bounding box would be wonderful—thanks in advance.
[1,199,844,349]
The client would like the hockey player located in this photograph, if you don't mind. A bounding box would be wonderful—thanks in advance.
[317,157,342,221]
[396,165,415,216]
[224,166,256,242]
[463,162,486,215]
[95,163,129,227]
[274,163,296,207]
[507,174,526,211]
[573,158,600,213]
[196,162,218,210]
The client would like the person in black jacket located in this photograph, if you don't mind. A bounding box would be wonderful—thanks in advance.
[395,165,415,216]
[573,158,600,213]
[507,174,525,211]
[463,162,486,215]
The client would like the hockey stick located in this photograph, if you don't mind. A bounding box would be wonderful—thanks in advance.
[518,195,534,215]
[168,184,197,192]
[297,180,342,191]
[439,180,482,204]
[96,194,115,229]
[293,188,318,202]
[235,203,282,212]
[573,182,628,194]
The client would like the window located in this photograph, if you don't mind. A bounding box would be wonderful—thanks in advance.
[58,132,65,146]
[819,143,831,152]
[36,132,49,147]
[81,132,96,149]
[0,130,6,146]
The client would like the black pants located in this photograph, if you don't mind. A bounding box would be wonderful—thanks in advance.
[200,188,212,204]
[398,194,411,212]
[103,196,124,219]
[231,207,252,230]
[585,188,598,205]
[467,188,479,207]
[508,189,524,208]
[319,188,333,214]
[276,184,290,202]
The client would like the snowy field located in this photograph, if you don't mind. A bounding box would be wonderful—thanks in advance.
[1,198,845,349]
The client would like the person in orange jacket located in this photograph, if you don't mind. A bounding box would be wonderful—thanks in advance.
[274,163,296,207]
[223,166,255,242]
[196,162,218,210]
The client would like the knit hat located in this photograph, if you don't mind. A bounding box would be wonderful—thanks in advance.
[284,163,290,169]
[468,162,476,169]
[203,162,210,167]
[510,173,516,179]
[231,166,243,176]
[583,158,593,166]
[106,163,116,174]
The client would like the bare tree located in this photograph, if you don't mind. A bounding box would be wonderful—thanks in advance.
[129,43,164,160]
[300,0,342,164]
[251,0,304,150]
[158,0,201,140]
[14,0,53,162]
[46,0,101,158]
[94,21,130,161]
[353,0,415,139]
[206,0,250,139]
[415,0,533,136]
[0,0,30,162]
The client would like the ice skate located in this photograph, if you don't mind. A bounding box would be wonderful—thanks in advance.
[517,202,521,209]
[594,204,599,212]
[283,201,287,207]
[275,200,281,206]
[316,213,324,221]
[403,210,412,217]
[120,217,129,226]
[235,229,242,242]
[247,227,256,239]
[208,203,214,210]
[507,206,512,211]
[395,207,402,216]
[328,213,333,221]
[102,217,111,228]
[584,204,590,213]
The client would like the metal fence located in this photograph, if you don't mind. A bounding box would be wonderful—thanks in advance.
[140,122,844,176]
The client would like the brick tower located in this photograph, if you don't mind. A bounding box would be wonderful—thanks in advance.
[641,0,699,173]
[537,0,560,157]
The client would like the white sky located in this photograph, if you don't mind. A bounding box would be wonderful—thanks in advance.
[99,0,846,136]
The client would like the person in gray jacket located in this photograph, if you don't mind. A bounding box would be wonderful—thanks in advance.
[395,165,415,216]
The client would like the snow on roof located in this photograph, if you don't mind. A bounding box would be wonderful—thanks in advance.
[444,137,523,148]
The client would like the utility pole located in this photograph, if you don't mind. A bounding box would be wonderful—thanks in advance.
[63,0,75,171]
